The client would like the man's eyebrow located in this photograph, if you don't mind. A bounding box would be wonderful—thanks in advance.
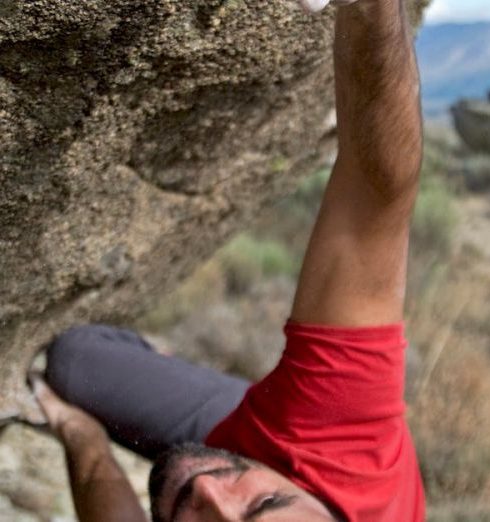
[243,494,298,520]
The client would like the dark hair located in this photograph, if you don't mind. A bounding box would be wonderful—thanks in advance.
[149,450,170,522]
[149,443,247,522]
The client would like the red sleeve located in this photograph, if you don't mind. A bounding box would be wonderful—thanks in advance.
[206,321,425,522]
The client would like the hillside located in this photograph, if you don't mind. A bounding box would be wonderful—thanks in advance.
[416,22,490,117]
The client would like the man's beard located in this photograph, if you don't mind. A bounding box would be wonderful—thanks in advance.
[149,442,249,522]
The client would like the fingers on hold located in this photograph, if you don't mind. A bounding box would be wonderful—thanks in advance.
[28,372,48,399]
[299,0,331,13]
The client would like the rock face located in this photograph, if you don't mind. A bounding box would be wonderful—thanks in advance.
[452,93,490,153]
[0,0,426,422]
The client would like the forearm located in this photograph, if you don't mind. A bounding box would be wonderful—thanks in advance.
[62,428,147,522]
[334,0,422,199]
[31,375,147,521]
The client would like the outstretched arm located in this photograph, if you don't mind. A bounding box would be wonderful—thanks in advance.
[32,376,147,522]
[292,0,422,326]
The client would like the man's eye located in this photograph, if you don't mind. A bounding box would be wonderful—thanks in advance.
[247,492,297,517]
[258,495,281,509]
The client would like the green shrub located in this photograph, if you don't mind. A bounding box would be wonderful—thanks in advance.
[288,168,330,219]
[459,154,490,192]
[418,441,490,502]
[428,502,490,522]
[411,175,457,258]
[138,260,226,330]
[266,168,330,255]
[218,234,296,294]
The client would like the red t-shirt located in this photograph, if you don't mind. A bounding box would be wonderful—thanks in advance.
[206,320,425,522]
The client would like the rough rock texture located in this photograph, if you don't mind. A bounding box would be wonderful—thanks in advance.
[0,421,151,521]
[0,0,426,422]
[452,94,490,153]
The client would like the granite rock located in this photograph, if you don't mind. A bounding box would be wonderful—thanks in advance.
[0,0,427,421]
[452,95,490,154]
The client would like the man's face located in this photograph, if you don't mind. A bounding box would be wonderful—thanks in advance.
[150,443,338,522]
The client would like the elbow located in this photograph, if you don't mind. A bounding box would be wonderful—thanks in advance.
[363,126,423,202]
[374,150,422,201]
[337,111,423,202]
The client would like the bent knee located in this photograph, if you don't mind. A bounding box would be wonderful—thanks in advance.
[45,324,111,399]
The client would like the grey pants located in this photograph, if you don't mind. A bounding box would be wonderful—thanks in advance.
[46,325,250,460]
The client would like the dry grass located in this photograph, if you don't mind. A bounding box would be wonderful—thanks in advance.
[406,242,490,507]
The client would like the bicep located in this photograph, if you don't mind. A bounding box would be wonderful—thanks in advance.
[291,157,417,327]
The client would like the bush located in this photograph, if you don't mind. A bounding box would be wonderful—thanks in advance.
[137,260,226,331]
[411,174,457,258]
[428,502,490,522]
[409,346,490,503]
[459,154,490,192]
[273,168,330,227]
[217,234,297,294]
[293,168,330,207]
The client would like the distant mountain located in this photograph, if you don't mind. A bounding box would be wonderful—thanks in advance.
[415,22,490,119]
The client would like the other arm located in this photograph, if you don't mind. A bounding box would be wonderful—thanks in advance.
[291,0,422,326]
[32,376,147,522]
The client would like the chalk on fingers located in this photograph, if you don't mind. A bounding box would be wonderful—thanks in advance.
[28,371,50,403]
[299,0,331,13]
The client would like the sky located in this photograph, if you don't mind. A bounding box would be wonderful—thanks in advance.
[425,0,490,24]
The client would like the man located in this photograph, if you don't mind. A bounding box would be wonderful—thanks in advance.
[31,0,425,520]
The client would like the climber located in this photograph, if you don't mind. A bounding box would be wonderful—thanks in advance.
[31,0,425,520]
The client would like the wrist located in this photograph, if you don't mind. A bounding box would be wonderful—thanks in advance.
[67,448,125,486]
[63,431,121,484]
[339,0,402,21]
[335,0,407,47]
[60,417,110,457]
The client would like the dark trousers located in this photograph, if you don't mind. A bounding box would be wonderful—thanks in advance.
[46,325,250,460]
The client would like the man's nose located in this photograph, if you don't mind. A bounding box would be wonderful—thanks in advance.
[191,474,240,521]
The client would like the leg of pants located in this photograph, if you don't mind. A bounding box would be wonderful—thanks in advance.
[45,324,250,460]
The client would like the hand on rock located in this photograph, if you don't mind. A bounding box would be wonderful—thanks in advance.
[300,0,359,13]
[29,373,108,446]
